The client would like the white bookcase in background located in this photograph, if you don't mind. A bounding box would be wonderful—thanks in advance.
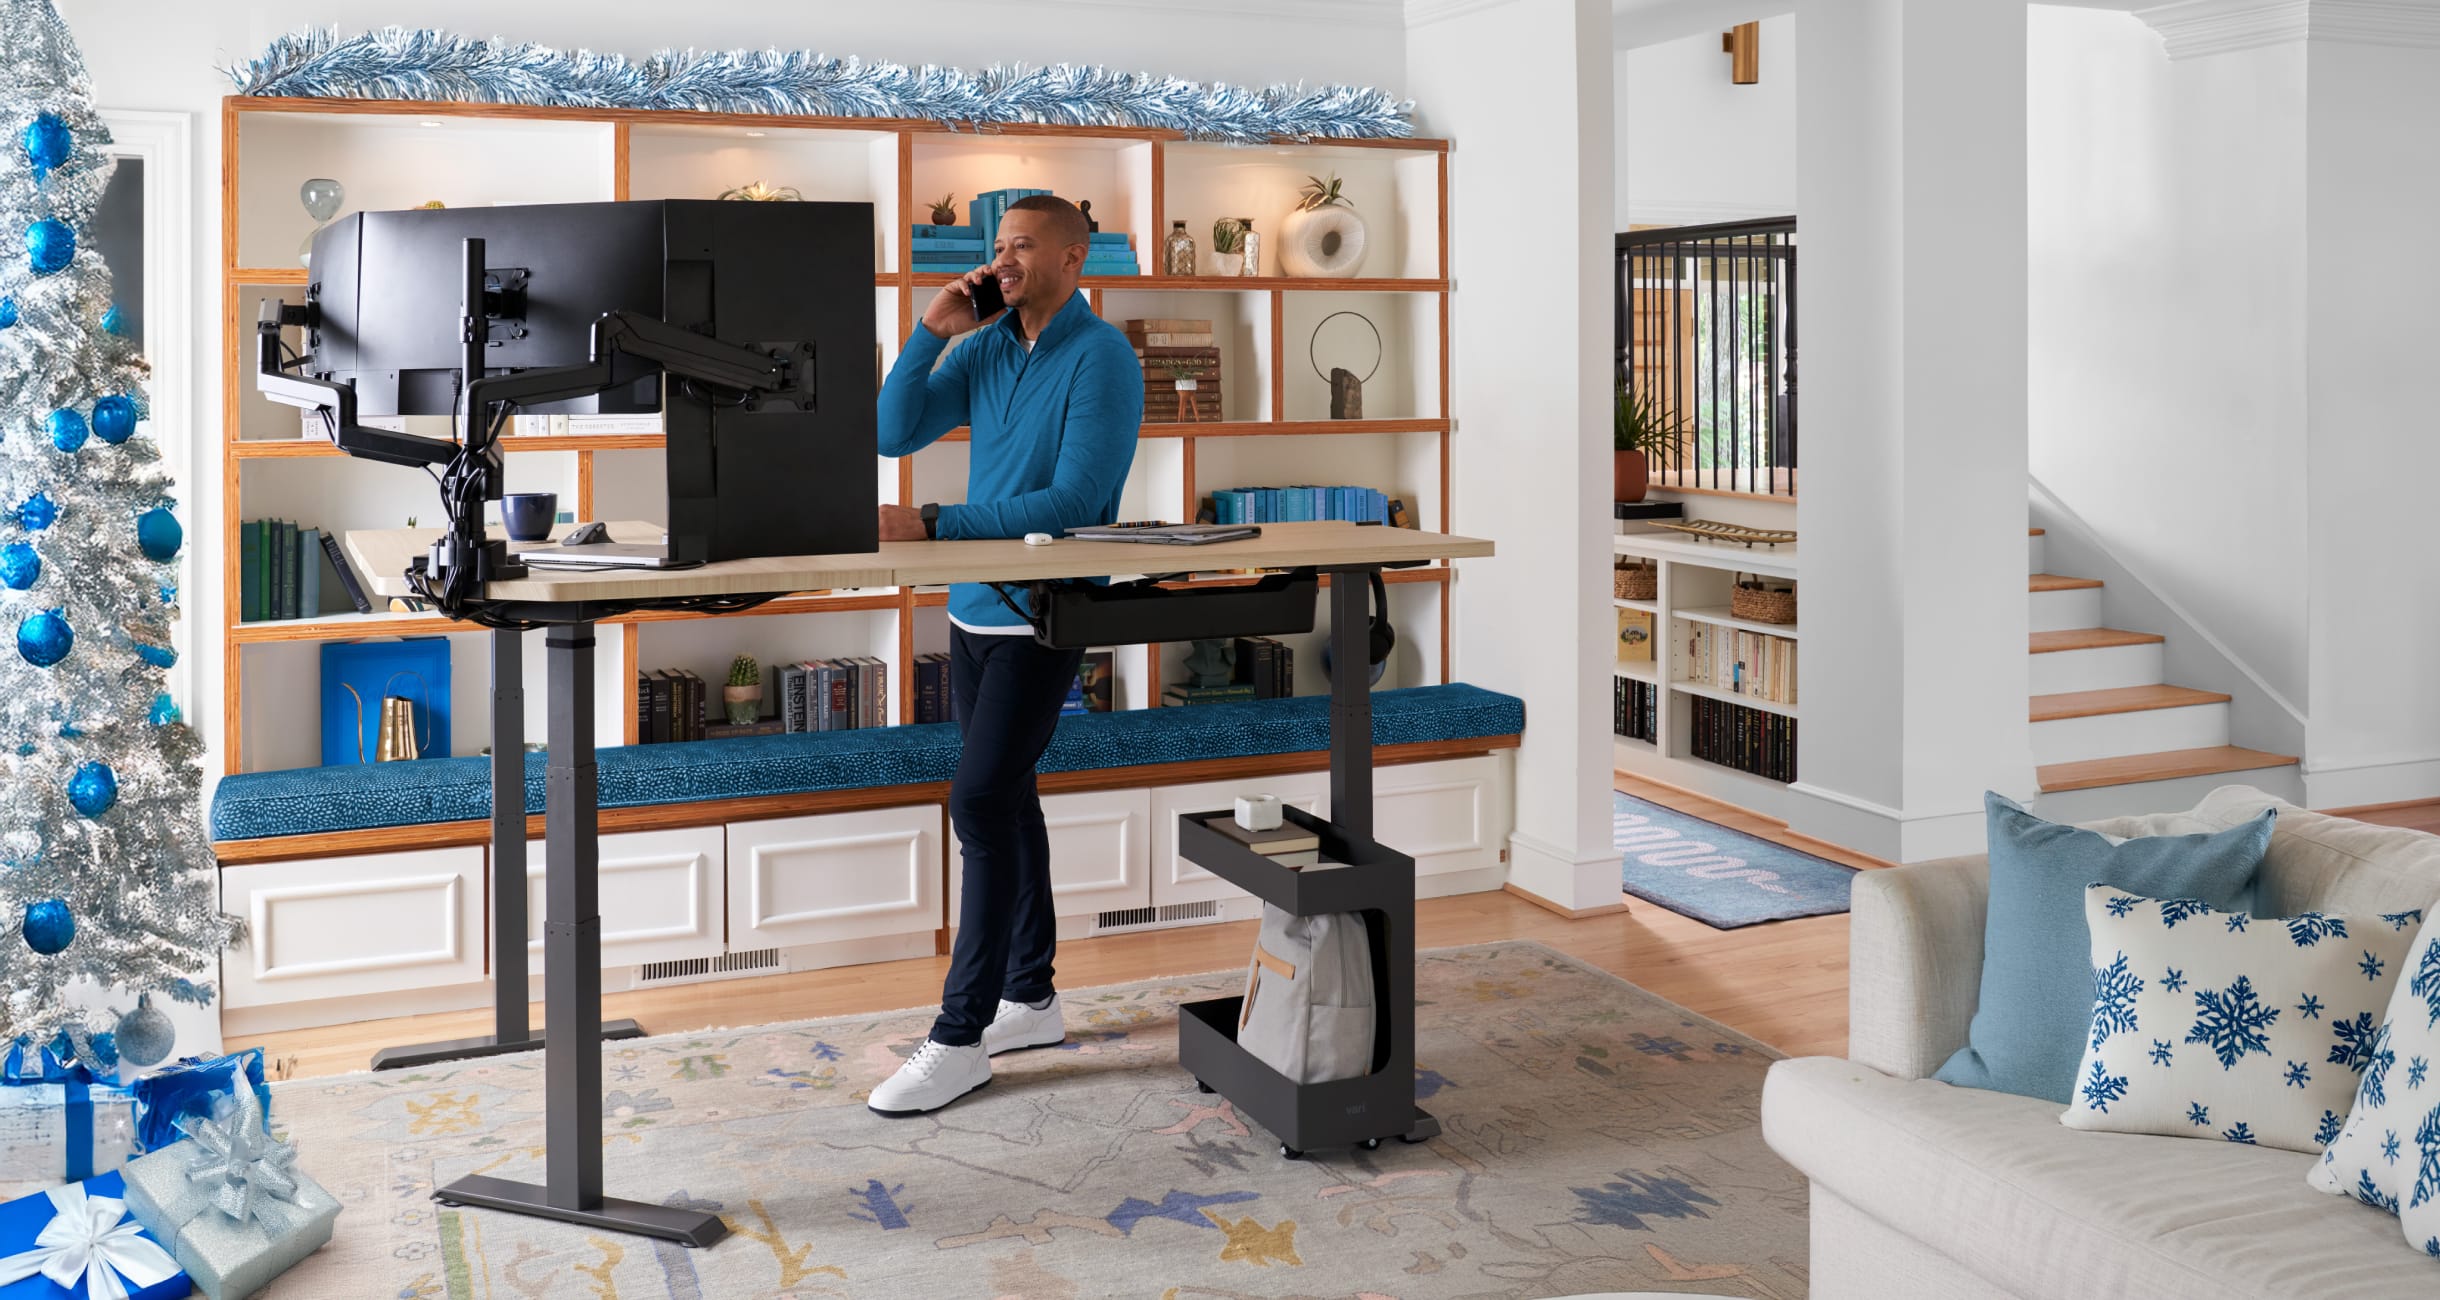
[1610,531,1802,822]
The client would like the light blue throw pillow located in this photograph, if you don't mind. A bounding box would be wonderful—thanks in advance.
[1934,792,2274,1103]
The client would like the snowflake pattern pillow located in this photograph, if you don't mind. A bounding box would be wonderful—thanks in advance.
[2308,905,2440,1255]
[2061,886,2417,1153]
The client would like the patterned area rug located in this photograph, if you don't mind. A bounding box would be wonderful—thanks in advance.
[1617,790,1859,929]
[258,940,1807,1299]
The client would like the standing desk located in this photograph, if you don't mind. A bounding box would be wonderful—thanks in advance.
[345,520,1495,1247]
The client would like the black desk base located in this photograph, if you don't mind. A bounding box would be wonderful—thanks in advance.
[432,1175,727,1248]
[370,1020,646,1072]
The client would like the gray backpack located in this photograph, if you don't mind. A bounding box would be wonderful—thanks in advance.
[1239,906,1376,1083]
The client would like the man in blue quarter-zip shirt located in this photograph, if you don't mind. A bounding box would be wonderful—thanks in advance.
[866,195,1143,1117]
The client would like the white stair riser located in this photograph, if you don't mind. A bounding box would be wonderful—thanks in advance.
[2029,535,2045,574]
[2035,763,2304,823]
[2029,586,2102,632]
[2029,642,2164,695]
[2031,702,2229,766]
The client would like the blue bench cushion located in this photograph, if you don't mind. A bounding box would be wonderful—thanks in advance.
[210,683,1524,843]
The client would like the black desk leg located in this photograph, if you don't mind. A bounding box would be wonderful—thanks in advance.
[1328,566,1438,1147]
[432,624,727,1248]
[372,628,644,1071]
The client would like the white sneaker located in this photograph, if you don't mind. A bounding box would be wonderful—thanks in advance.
[981,993,1068,1056]
[868,1038,991,1117]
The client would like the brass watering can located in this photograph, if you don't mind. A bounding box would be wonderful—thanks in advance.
[344,672,430,763]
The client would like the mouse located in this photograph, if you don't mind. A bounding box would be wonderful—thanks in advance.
[1024,532,1053,547]
[561,522,611,546]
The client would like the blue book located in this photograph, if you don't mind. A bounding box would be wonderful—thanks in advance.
[908,223,972,239]
[1089,231,1131,246]
[299,527,322,616]
[240,521,262,622]
[320,637,452,765]
[911,236,986,253]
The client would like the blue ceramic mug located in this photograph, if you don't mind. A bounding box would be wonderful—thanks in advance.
[501,492,558,542]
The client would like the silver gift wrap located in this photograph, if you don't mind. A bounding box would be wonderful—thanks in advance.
[119,1139,340,1300]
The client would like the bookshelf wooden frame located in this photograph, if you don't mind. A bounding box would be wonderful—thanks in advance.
[218,95,1453,775]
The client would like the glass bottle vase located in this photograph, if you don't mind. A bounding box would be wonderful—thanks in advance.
[1162,221,1196,277]
[1235,218,1261,277]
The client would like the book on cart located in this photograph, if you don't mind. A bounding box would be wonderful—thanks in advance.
[1197,814,1321,856]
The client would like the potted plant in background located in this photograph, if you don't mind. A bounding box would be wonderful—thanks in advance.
[723,655,762,725]
[929,192,959,226]
[1614,377,1676,503]
[1211,217,1245,276]
[1279,173,1369,278]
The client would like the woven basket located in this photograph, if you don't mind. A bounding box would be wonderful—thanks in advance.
[1731,575,1796,625]
[1614,560,1657,602]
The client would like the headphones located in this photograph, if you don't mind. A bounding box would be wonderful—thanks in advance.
[1364,570,1395,667]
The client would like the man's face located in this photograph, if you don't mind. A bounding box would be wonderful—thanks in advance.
[991,209,1084,311]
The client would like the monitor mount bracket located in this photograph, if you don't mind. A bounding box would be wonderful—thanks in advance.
[257,236,813,618]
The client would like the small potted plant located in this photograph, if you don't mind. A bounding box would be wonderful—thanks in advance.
[1279,173,1369,278]
[723,654,762,725]
[929,192,958,226]
[1211,217,1245,276]
[1614,376,1677,504]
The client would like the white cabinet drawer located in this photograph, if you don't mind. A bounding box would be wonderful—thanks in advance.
[221,847,486,1008]
[727,805,944,950]
[1375,753,1512,879]
[513,827,724,968]
[949,788,1150,920]
[1149,773,1328,907]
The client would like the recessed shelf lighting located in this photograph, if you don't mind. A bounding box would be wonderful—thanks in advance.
[744,130,767,138]
[420,119,444,128]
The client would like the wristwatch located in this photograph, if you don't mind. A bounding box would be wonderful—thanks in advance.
[919,502,941,540]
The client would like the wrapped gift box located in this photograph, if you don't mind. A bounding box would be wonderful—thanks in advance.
[120,1101,337,1300]
[127,1051,270,1156]
[0,1042,135,1198]
[0,1171,188,1300]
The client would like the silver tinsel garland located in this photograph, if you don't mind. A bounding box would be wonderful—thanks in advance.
[1,0,239,1068]
[226,27,1415,143]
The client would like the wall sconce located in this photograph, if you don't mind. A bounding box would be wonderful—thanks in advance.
[1723,21,1760,85]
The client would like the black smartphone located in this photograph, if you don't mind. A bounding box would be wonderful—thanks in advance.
[968,272,1006,321]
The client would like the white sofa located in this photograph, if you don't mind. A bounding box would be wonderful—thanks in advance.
[1761,786,2440,1298]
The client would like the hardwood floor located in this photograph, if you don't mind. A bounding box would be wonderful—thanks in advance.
[233,772,1876,1082]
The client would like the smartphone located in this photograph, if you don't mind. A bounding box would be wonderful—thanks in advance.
[969,272,1006,321]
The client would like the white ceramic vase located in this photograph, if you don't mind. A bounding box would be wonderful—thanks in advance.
[1278,204,1369,278]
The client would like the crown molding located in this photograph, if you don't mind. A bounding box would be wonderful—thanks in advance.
[2137,0,2440,59]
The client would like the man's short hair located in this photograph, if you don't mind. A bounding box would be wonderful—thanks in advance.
[1006,195,1091,251]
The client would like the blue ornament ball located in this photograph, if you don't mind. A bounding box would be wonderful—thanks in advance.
[136,507,180,561]
[22,899,73,955]
[17,609,72,667]
[0,542,36,590]
[23,113,71,178]
[67,761,117,818]
[27,218,74,275]
[0,296,16,329]
[19,492,56,531]
[46,407,87,452]
[135,642,175,669]
[93,395,136,444]
[148,693,180,726]
[115,996,175,1068]
[99,304,122,336]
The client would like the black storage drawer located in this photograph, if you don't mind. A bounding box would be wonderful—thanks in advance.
[1030,570,1316,648]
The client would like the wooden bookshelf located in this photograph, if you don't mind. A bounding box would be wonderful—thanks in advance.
[219,96,1453,775]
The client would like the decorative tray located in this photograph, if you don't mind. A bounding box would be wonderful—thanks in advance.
[1649,520,1797,549]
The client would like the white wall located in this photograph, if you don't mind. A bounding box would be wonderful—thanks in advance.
[1617,13,1797,228]
[61,0,1411,785]
[1411,0,1622,910]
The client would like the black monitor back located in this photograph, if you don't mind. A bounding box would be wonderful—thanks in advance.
[307,199,879,562]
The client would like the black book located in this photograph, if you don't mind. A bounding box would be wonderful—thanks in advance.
[316,531,374,614]
[649,670,673,744]
[1613,501,1686,520]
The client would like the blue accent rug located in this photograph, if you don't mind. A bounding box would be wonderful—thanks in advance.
[1616,790,1858,928]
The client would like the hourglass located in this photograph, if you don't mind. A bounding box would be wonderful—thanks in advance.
[297,177,344,268]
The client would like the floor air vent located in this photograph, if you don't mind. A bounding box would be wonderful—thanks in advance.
[634,947,786,987]
[1093,899,1221,934]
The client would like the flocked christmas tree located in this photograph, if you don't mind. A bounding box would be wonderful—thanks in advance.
[0,0,236,1073]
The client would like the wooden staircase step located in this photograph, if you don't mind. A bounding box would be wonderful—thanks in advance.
[2030,573,2103,592]
[2031,684,2232,722]
[2029,628,2166,654]
[2037,745,2298,794]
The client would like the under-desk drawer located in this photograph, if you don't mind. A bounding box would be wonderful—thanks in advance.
[222,847,486,1008]
[726,805,944,950]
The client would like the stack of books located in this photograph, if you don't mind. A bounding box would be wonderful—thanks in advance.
[775,657,891,732]
[1678,624,1798,706]
[1235,635,1295,699]
[1196,813,1325,869]
[634,668,709,744]
[1614,676,1658,742]
[1207,485,1392,525]
[239,519,372,621]
[1689,696,1797,783]
[913,192,1141,276]
[1126,318,1220,422]
[913,652,951,724]
[1061,650,1115,715]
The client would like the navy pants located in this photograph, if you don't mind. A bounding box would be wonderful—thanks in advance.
[930,627,1084,1047]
